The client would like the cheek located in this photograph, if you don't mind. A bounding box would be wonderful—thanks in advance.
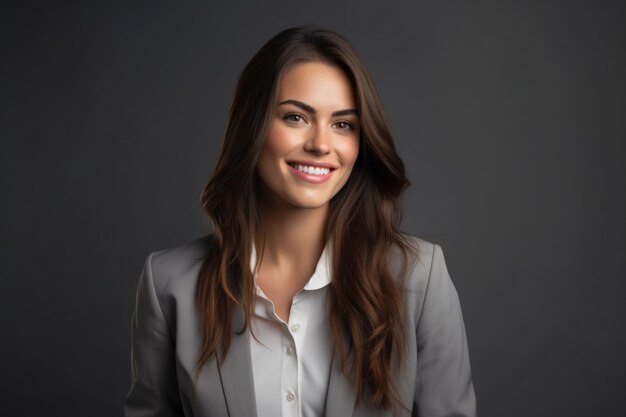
[263,123,300,157]
[257,124,292,178]
[338,137,360,170]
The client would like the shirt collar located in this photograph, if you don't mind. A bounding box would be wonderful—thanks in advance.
[249,240,332,291]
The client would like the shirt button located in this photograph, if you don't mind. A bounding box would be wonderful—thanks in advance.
[286,345,294,356]
[290,323,301,333]
[286,391,296,403]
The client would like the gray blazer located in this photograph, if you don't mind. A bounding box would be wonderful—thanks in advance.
[124,235,476,417]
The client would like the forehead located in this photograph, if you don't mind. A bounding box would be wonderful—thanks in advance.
[277,61,356,109]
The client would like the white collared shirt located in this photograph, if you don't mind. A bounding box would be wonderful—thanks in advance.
[249,242,334,417]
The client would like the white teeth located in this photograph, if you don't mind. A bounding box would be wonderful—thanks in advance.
[290,163,331,176]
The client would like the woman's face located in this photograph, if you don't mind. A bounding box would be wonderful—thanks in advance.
[256,61,360,210]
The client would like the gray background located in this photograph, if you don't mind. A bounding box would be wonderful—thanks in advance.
[1,1,624,416]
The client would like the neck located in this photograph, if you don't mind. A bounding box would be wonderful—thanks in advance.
[256,189,329,270]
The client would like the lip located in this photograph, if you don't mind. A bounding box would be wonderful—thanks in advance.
[286,159,339,169]
[286,162,335,184]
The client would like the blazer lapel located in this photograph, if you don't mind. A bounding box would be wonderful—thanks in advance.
[216,305,258,417]
[324,343,357,417]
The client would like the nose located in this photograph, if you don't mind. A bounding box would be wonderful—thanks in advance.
[304,125,331,155]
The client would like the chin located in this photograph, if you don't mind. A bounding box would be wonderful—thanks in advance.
[288,199,329,209]
[286,194,332,209]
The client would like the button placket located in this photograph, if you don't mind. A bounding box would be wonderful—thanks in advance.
[281,322,299,416]
[288,293,309,354]
[279,293,309,416]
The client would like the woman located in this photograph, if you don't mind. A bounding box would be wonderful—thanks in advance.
[124,26,476,417]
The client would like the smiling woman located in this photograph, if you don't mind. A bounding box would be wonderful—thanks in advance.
[124,26,476,417]
[257,62,360,211]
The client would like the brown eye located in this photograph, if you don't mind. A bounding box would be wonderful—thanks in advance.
[334,121,354,131]
[284,113,305,123]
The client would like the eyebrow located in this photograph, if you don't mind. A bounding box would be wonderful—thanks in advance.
[278,99,359,117]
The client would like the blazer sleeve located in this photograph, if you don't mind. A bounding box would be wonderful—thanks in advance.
[124,252,184,417]
[413,244,477,417]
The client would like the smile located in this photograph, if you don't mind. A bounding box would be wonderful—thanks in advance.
[289,163,330,176]
[287,162,335,183]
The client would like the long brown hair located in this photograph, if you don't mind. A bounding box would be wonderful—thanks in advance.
[197,26,417,414]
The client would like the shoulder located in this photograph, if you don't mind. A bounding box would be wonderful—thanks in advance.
[396,234,465,327]
[145,235,216,298]
[392,233,447,293]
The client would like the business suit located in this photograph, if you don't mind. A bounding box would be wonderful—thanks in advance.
[124,234,476,417]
